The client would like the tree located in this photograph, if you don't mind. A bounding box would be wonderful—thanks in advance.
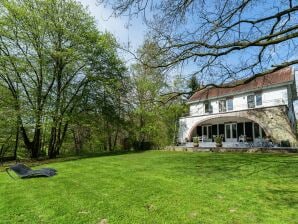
[187,75,201,98]
[0,0,126,158]
[128,40,187,148]
[0,85,19,161]
[128,41,165,147]
[71,48,128,153]
[99,0,298,87]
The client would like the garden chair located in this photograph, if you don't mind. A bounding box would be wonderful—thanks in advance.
[6,163,57,179]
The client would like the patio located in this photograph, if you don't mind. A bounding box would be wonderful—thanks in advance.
[183,139,275,148]
[183,116,276,147]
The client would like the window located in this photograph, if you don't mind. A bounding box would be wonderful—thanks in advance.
[203,126,207,136]
[256,93,262,106]
[226,124,231,138]
[247,95,255,108]
[204,101,213,113]
[227,98,233,111]
[253,123,265,139]
[232,123,237,138]
[225,123,237,139]
[202,125,212,139]
[219,100,226,112]
[247,93,262,108]
[254,123,260,138]
[208,126,212,139]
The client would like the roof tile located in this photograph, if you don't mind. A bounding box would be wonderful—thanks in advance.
[189,67,293,102]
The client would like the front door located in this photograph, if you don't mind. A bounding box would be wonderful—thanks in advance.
[225,123,237,142]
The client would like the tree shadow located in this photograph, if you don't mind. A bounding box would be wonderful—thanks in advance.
[186,153,298,178]
[0,150,148,170]
[264,189,298,208]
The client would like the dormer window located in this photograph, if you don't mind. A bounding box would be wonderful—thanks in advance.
[204,101,213,114]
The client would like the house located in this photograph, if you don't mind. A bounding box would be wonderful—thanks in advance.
[178,67,298,147]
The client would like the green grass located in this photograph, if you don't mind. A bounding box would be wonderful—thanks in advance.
[0,151,297,224]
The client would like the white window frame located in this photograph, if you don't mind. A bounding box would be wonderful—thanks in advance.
[202,125,212,139]
[204,101,213,114]
[247,94,255,108]
[247,93,263,109]
[225,123,237,142]
[226,98,234,111]
[219,99,226,113]
[255,92,262,106]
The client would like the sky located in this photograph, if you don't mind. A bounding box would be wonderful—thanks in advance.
[78,0,199,80]
[78,0,147,63]
[78,0,297,85]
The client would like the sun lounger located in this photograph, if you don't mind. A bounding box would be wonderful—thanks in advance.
[6,163,57,179]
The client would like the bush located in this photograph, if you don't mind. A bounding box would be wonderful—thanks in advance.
[133,141,154,151]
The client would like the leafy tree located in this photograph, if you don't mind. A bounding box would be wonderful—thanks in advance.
[187,74,201,98]
[72,58,128,153]
[0,85,19,161]
[0,0,126,158]
[129,40,186,148]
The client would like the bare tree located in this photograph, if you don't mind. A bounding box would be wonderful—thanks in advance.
[99,0,298,87]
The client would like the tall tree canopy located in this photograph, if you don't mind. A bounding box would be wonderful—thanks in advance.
[0,0,126,158]
[128,40,187,148]
[100,0,298,86]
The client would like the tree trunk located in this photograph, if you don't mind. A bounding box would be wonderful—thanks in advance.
[48,126,57,158]
[73,128,81,154]
[32,125,42,158]
[13,118,20,160]
[48,120,68,158]
[20,125,41,159]
[112,128,119,151]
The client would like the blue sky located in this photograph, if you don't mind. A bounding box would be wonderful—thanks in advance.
[78,0,198,80]
[78,0,298,85]
[79,0,146,62]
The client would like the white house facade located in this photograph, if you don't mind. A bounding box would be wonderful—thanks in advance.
[178,67,298,146]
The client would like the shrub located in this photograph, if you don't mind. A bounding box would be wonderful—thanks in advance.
[193,137,199,144]
[214,135,223,147]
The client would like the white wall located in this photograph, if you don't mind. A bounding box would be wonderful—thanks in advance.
[189,86,289,116]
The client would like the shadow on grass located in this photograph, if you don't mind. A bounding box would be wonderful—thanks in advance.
[266,189,298,208]
[186,153,298,178]
[0,150,149,171]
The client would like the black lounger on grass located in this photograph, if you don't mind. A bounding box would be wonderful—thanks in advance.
[6,163,57,179]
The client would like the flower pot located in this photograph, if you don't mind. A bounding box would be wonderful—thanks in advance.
[192,137,199,147]
[216,143,222,147]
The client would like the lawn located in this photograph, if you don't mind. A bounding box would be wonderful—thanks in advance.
[0,151,297,224]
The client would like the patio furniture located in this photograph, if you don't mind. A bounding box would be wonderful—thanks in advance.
[253,138,275,147]
[199,135,207,142]
[239,135,247,142]
[6,163,57,179]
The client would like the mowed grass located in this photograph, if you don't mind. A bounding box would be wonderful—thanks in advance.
[0,151,297,224]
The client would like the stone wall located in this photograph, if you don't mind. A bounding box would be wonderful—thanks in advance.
[164,146,298,153]
[243,106,297,145]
